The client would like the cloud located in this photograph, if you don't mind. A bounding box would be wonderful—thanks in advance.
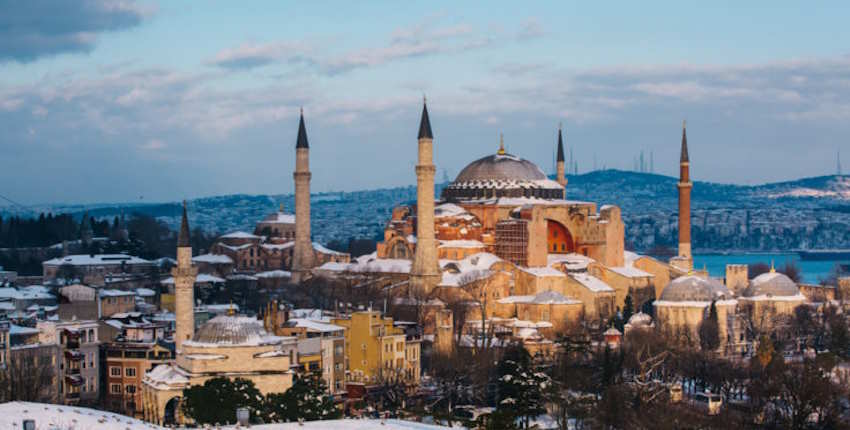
[139,138,165,150]
[517,18,545,40]
[0,0,151,62]
[207,19,493,74]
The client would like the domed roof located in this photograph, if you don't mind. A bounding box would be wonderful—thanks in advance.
[658,275,733,303]
[628,312,653,327]
[455,153,548,183]
[742,271,800,298]
[189,315,283,347]
[442,150,564,202]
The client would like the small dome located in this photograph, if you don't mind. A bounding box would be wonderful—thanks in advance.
[743,271,799,298]
[659,275,732,302]
[628,312,652,327]
[190,315,281,347]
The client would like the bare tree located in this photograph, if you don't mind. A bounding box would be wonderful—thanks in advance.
[0,347,58,403]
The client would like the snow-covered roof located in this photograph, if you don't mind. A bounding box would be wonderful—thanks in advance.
[548,253,595,271]
[98,289,135,297]
[219,231,261,239]
[497,291,581,305]
[262,242,294,250]
[161,273,225,284]
[287,318,345,333]
[0,287,55,300]
[569,273,614,293]
[256,270,292,278]
[519,266,566,277]
[438,240,485,249]
[608,266,653,278]
[290,308,330,321]
[0,401,449,429]
[10,324,40,336]
[185,315,292,348]
[192,253,234,264]
[43,254,151,267]
[317,252,411,274]
[135,288,156,297]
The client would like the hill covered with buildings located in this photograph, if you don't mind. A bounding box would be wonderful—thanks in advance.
[2,171,850,254]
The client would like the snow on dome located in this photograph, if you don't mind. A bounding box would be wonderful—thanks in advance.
[262,211,296,224]
[743,271,800,298]
[628,312,652,326]
[186,315,287,347]
[497,291,581,305]
[161,273,225,284]
[219,231,261,239]
[658,275,732,303]
[442,151,564,201]
[0,401,451,429]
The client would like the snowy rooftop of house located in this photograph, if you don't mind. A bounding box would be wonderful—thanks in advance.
[548,253,595,271]
[201,303,240,313]
[290,308,330,322]
[192,253,233,264]
[316,252,411,274]
[497,291,580,305]
[161,273,225,284]
[0,287,55,300]
[135,288,156,297]
[569,273,615,292]
[98,289,135,297]
[10,324,40,336]
[608,266,653,278]
[286,318,345,333]
[185,315,293,348]
[256,269,292,278]
[0,401,449,429]
[43,254,151,267]
[438,240,485,248]
[219,231,261,239]
[519,266,566,277]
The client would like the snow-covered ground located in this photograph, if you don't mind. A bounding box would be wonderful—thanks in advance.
[0,401,447,430]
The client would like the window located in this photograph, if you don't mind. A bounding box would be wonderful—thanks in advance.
[125,385,136,394]
[125,367,136,377]
[110,384,122,394]
[110,366,122,377]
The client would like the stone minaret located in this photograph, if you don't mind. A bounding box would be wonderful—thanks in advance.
[410,99,440,297]
[677,120,693,265]
[556,124,567,187]
[173,202,197,352]
[292,109,315,283]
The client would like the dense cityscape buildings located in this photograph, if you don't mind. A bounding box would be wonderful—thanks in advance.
[3,3,850,429]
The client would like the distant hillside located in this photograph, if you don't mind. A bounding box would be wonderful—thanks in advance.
[2,171,849,252]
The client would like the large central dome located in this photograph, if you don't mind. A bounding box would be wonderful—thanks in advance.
[442,150,564,202]
[455,153,549,182]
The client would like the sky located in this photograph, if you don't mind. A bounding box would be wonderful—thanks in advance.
[1,1,850,205]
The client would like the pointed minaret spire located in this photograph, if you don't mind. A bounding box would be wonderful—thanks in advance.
[498,133,506,155]
[178,200,190,247]
[418,97,433,140]
[173,200,197,352]
[675,119,694,271]
[296,107,309,149]
[556,124,567,189]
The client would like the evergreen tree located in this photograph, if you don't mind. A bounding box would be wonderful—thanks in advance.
[698,300,720,352]
[622,294,634,325]
[181,377,265,425]
[495,344,552,429]
[263,372,340,422]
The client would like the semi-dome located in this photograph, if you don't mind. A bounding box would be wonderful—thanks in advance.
[658,275,733,303]
[442,148,564,201]
[188,315,283,347]
[742,271,800,298]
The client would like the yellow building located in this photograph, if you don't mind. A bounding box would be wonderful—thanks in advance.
[331,311,421,386]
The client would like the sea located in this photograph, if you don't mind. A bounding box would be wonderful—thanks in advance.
[693,253,849,284]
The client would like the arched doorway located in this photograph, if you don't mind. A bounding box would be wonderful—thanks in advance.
[164,396,181,426]
[547,220,574,254]
[387,238,412,259]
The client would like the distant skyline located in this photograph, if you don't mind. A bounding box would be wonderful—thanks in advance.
[2,1,850,204]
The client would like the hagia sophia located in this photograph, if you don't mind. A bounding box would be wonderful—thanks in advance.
[139,99,837,423]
